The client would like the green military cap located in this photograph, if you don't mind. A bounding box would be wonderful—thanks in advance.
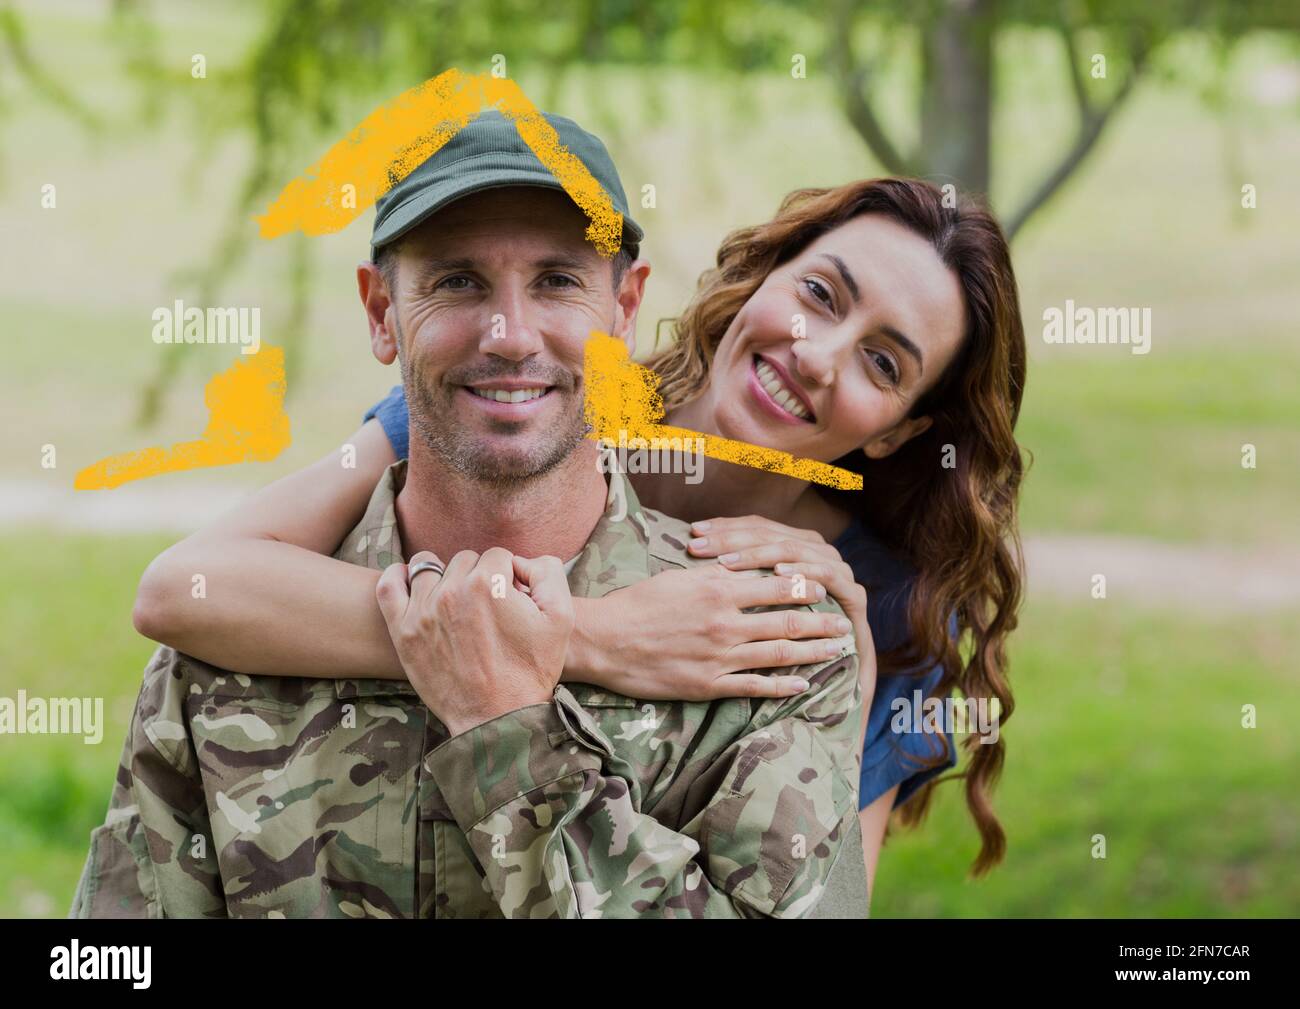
[370,109,643,260]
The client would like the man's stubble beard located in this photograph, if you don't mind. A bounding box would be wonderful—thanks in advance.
[396,316,590,486]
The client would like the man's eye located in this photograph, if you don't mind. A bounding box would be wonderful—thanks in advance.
[803,277,833,309]
[542,274,578,289]
[436,275,476,292]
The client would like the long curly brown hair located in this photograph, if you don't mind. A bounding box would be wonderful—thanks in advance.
[646,178,1026,875]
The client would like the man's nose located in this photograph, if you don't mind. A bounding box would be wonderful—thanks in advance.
[479,286,545,359]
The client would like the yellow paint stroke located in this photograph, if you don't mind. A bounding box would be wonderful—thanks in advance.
[584,333,862,491]
[255,68,623,258]
[75,347,290,490]
[81,72,848,490]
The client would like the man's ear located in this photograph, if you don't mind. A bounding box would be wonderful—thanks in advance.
[862,414,933,460]
[358,262,398,365]
[612,258,651,353]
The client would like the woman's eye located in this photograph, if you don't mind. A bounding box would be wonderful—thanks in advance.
[803,277,834,309]
[867,349,900,384]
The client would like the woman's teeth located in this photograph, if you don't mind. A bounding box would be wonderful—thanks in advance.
[469,387,547,404]
[754,358,810,420]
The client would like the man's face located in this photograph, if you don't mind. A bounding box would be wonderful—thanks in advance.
[362,187,641,483]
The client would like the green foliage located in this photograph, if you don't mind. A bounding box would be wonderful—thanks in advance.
[7,0,1287,417]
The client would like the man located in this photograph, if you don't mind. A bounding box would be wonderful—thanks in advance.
[71,111,867,918]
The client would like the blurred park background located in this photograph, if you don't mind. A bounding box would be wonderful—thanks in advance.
[1,0,1297,917]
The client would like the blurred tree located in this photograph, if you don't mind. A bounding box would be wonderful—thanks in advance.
[14,0,1295,417]
[833,0,1297,234]
[0,1,101,181]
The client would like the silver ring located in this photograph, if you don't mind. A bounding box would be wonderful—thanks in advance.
[408,560,445,583]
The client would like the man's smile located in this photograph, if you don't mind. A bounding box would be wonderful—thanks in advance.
[457,378,560,418]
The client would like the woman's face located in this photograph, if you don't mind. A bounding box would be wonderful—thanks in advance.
[704,214,968,464]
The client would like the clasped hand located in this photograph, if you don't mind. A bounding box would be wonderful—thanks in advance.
[376,547,574,736]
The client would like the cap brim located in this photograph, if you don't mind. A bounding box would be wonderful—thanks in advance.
[370,168,643,257]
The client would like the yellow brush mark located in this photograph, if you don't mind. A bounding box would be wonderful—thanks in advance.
[74,347,290,490]
[81,73,837,490]
[255,68,623,258]
[584,333,863,491]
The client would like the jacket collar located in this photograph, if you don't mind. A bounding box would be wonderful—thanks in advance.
[338,448,655,598]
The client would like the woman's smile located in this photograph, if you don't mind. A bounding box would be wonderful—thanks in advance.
[748,353,817,425]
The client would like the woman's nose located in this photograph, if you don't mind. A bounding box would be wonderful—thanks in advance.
[790,336,836,387]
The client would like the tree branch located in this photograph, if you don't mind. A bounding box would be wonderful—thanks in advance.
[0,6,99,132]
[828,0,913,176]
[1005,34,1150,239]
[1058,8,1093,120]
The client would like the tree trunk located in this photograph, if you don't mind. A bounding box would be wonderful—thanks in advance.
[919,0,994,195]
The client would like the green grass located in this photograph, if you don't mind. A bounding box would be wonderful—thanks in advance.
[0,531,173,918]
[1017,345,1300,544]
[873,598,1300,918]
[1,530,1296,917]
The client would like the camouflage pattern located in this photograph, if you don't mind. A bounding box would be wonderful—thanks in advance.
[71,454,865,918]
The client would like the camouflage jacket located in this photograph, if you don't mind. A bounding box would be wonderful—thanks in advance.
[71,458,865,918]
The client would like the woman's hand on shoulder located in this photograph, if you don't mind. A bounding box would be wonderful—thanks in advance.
[568,565,853,702]
[685,514,877,719]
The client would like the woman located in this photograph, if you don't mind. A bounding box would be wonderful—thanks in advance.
[134,177,1026,893]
